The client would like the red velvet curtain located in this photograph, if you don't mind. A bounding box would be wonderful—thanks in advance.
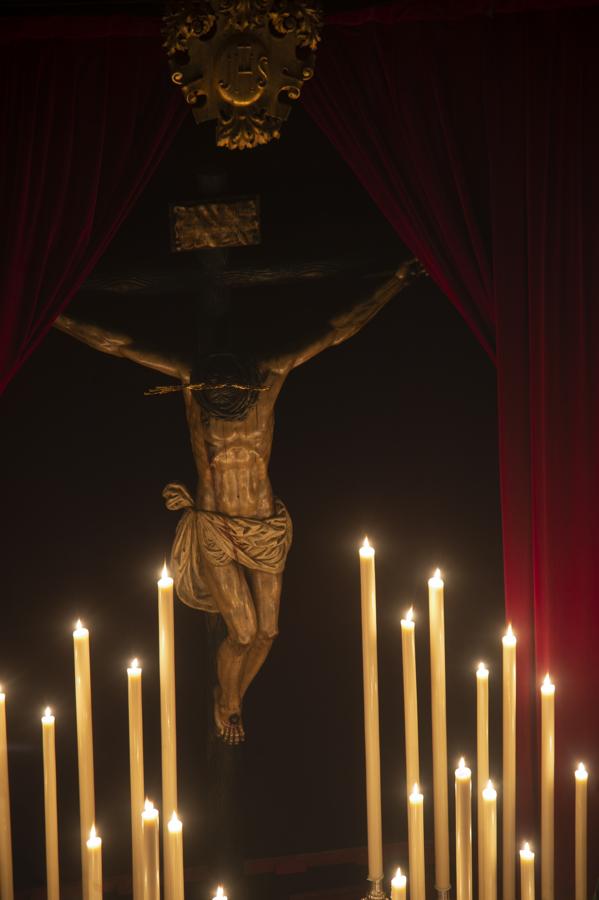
[0,17,186,394]
[303,1,599,874]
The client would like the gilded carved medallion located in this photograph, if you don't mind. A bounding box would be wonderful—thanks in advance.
[163,0,322,149]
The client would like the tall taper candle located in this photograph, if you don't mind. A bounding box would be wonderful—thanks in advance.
[400,607,420,794]
[127,660,145,900]
[519,844,535,900]
[142,801,160,900]
[408,785,426,900]
[42,708,60,900]
[158,565,178,900]
[476,662,489,900]
[575,763,587,900]
[540,675,555,900]
[455,758,472,900]
[391,868,407,900]
[502,626,517,900]
[0,689,13,900]
[73,622,95,900]
[358,538,384,886]
[481,781,497,900]
[428,568,450,892]
[167,814,184,900]
[86,827,102,900]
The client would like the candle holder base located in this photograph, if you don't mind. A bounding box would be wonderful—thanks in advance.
[361,877,388,900]
[435,889,451,900]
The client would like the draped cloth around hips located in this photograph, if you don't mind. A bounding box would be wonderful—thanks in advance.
[163,482,293,613]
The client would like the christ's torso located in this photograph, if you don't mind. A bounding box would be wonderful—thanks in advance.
[183,368,284,519]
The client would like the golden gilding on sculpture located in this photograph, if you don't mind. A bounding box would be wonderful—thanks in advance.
[163,0,323,149]
[170,196,261,251]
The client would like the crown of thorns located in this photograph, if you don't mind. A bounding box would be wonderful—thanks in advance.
[145,381,269,396]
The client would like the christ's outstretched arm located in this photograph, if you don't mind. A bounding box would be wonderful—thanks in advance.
[54,312,192,380]
[269,257,425,373]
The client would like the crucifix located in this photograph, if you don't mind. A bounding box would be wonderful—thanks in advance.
[55,183,424,745]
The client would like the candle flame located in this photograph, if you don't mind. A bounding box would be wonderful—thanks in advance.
[477,661,488,674]
[482,779,497,801]
[161,562,169,580]
[216,888,225,899]
[87,824,102,849]
[168,811,182,833]
[131,658,139,669]
[576,762,588,777]
[543,673,553,688]
[411,782,421,797]
[44,706,52,718]
[434,567,441,579]
[359,536,375,557]
[459,756,465,768]
[406,606,414,622]
[520,841,534,861]
[144,799,154,812]
[75,619,83,631]
[391,867,406,887]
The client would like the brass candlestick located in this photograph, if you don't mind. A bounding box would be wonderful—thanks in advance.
[362,877,388,900]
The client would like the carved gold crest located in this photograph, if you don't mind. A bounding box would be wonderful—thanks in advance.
[163,0,322,150]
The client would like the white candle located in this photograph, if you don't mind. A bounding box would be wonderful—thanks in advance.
[127,659,145,900]
[428,568,450,892]
[575,763,588,900]
[540,675,555,900]
[158,565,178,900]
[400,607,420,794]
[520,843,535,900]
[455,758,472,900]
[476,662,489,900]
[142,801,160,900]
[408,784,425,900]
[212,888,227,900]
[502,625,517,900]
[42,708,60,900]
[481,780,497,900]
[167,814,184,900]
[86,826,102,900]
[0,689,13,900]
[391,867,407,900]
[73,621,96,900]
[358,539,384,884]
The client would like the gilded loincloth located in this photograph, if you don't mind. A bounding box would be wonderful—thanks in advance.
[162,482,293,613]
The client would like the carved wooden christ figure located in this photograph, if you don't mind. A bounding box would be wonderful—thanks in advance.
[56,258,422,744]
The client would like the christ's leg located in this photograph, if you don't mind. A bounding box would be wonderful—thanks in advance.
[240,570,282,699]
[200,556,257,744]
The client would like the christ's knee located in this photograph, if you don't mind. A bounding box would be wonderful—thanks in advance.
[256,625,278,646]
[228,620,257,652]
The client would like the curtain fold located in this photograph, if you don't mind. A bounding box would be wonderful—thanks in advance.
[303,3,599,874]
[0,17,186,393]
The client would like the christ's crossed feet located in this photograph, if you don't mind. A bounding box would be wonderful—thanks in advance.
[214,688,245,745]
[219,713,245,745]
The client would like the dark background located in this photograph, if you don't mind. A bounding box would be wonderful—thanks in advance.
[0,105,504,894]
